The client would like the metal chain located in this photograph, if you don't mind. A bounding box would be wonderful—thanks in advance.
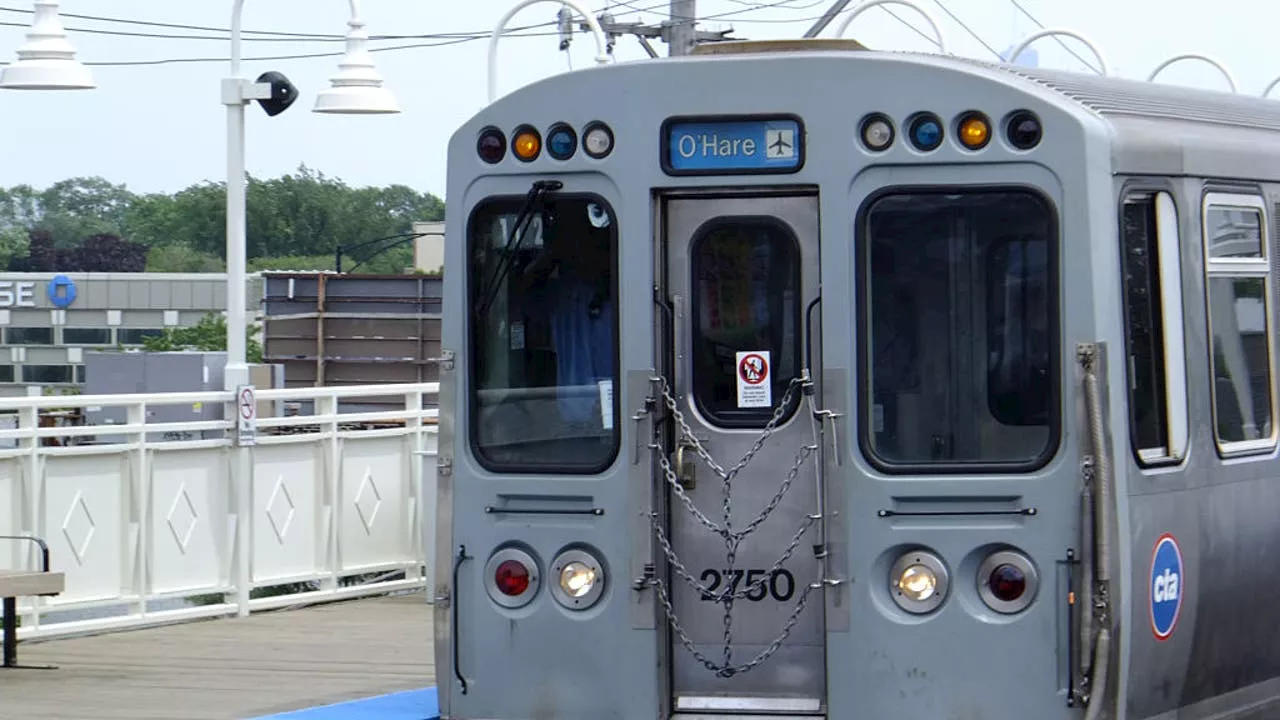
[643,371,825,677]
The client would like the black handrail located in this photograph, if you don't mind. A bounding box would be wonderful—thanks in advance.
[0,535,50,573]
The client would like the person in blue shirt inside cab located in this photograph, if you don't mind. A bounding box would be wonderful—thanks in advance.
[518,201,615,431]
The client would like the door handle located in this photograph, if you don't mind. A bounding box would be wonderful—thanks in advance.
[674,441,696,490]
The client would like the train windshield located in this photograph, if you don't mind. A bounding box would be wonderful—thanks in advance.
[467,194,620,473]
[862,189,1056,468]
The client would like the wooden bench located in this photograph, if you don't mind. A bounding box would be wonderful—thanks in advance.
[0,535,64,670]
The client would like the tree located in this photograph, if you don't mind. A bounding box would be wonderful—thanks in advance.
[142,312,263,363]
[0,168,446,272]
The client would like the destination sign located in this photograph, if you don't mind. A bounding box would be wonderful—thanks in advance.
[664,117,803,175]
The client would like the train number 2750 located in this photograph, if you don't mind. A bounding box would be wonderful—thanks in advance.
[698,568,796,602]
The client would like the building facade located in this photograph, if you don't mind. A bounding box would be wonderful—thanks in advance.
[0,272,262,392]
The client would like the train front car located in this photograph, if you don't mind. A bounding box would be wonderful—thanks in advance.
[434,42,1117,719]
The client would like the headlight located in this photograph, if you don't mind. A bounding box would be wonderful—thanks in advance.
[550,548,605,610]
[977,549,1038,614]
[889,549,949,614]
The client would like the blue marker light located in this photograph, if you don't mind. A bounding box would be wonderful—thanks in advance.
[909,114,944,151]
[547,124,577,160]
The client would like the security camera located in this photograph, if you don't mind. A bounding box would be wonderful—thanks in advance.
[586,202,611,229]
[254,71,298,117]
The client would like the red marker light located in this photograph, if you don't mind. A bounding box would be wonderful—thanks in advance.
[988,563,1027,603]
[495,559,531,596]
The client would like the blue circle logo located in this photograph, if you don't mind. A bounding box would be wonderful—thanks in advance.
[1150,533,1183,640]
[47,274,76,308]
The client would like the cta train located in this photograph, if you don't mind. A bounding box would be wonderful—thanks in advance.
[429,18,1280,720]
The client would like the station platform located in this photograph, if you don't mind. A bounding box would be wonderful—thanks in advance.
[0,592,435,720]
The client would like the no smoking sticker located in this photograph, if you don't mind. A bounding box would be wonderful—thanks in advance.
[735,350,771,408]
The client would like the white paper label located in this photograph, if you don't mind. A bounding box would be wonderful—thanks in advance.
[598,379,614,430]
[735,350,772,408]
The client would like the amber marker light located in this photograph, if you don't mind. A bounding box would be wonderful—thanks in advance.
[957,111,991,150]
[512,125,541,162]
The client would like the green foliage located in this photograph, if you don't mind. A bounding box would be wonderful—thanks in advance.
[142,312,264,363]
[0,165,445,271]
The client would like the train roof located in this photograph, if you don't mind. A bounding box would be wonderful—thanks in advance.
[476,38,1280,184]
[687,41,1280,182]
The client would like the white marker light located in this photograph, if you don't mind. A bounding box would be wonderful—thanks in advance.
[583,122,614,159]
[861,117,894,151]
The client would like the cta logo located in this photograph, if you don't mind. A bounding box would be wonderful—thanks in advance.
[1149,533,1183,641]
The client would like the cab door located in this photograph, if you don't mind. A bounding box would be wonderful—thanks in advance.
[654,188,826,716]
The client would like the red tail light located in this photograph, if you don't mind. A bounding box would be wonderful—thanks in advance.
[977,549,1038,614]
[495,559,530,596]
[988,563,1027,602]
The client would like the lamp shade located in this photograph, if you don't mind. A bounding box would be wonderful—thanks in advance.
[0,0,94,90]
[313,16,399,114]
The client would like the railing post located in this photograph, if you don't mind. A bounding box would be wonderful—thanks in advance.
[405,390,424,585]
[318,393,340,592]
[232,393,254,617]
[18,404,38,630]
[127,402,149,621]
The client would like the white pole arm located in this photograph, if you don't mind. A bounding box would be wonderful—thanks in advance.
[1006,27,1108,76]
[1146,53,1237,93]
[488,0,611,103]
[833,0,948,55]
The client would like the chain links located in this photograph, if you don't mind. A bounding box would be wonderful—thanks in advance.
[642,372,825,677]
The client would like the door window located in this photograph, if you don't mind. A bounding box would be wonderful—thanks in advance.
[689,218,802,428]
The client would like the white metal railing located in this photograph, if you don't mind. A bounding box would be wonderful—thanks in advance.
[0,382,439,641]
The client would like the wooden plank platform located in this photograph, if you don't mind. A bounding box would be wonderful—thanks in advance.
[0,592,435,720]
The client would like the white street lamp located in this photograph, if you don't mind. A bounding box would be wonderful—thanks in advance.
[0,0,94,90]
[222,0,399,394]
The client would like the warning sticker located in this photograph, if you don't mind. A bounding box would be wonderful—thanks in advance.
[735,351,772,408]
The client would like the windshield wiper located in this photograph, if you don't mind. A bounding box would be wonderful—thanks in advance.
[475,179,562,318]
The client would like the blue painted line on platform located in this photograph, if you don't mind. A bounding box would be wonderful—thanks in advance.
[246,687,439,720]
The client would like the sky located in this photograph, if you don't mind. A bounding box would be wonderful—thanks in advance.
[0,0,1272,203]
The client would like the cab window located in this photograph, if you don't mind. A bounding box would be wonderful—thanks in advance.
[860,189,1057,470]
[467,194,620,472]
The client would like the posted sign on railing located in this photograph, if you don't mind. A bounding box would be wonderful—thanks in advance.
[236,384,257,446]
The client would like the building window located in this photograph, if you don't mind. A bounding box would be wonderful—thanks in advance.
[118,328,163,345]
[6,327,53,345]
[467,194,620,473]
[1120,191,1188,465]
[689,218,801,428]
[63,328,112,345]
[23,365,74,384]
[859,188,1057,470]
[1202,193,1275,454]
[0,365,13,383]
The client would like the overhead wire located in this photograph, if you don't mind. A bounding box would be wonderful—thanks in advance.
[0,0,673,67]
[0,0,1057,74]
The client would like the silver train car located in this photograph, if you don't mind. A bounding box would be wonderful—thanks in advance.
[431,31,1280,720]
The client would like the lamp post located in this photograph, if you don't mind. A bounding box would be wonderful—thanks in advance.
[0,0,94,89]
[223,0,398,394]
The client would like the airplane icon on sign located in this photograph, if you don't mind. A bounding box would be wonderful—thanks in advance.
[765,128,794,158]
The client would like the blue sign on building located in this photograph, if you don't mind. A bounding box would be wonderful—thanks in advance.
[664,116,804,175]
[48,274,77,308]
[1149,533,1183,640]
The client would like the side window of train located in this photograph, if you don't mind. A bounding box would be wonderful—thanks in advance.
[466,194,621,473]
[1119,190,1189,465]
[1202,192,1276,455]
